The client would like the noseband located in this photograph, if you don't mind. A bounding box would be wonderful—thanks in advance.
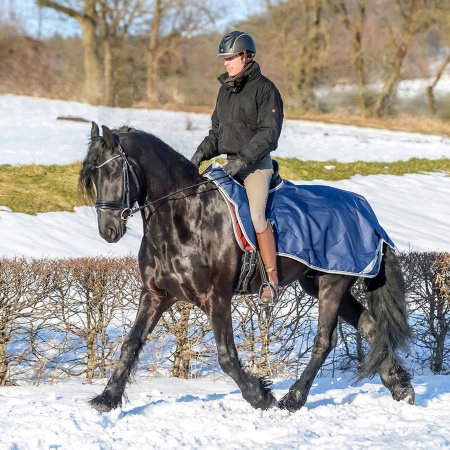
[94,142,141,221]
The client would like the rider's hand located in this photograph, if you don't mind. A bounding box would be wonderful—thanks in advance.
[191,150,206,167]
[223,159,246,177]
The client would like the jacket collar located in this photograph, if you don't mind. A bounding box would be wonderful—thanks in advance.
[218,61,261,93]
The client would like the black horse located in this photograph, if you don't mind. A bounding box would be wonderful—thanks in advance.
[79,122,415,413]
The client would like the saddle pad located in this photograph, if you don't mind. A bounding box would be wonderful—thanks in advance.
[204,165,395,278]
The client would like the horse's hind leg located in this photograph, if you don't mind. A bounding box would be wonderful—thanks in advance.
[338,293,414,404]
[208,298,278,410]
[279,275,348,412]
[89,287,175,412]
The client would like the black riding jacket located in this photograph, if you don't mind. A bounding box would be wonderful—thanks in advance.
[197,62,284,166]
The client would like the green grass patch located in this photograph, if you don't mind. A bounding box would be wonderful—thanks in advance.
[0,163,81,215]
[210,157,450,180]
[1,158,449,214]
[276,157,450,181]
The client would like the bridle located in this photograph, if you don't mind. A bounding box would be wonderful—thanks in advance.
[94,142,141,221]
[94,139,229,223]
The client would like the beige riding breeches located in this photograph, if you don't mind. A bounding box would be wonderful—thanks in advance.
[241,167,274,233]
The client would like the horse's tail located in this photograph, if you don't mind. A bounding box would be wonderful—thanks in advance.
[359,245,410,380]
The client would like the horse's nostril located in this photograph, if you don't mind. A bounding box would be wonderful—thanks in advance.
[108,227,117,240]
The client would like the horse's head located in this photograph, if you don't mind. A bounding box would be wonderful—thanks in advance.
[79,122,141,243]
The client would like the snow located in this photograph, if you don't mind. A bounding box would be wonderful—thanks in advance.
[2,376,450,449]
[0,94,450,449]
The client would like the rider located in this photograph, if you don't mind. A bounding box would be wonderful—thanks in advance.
[191,30,284,303]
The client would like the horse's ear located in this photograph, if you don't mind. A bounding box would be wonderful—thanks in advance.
[91,121,100,138]
[101,125,116,149]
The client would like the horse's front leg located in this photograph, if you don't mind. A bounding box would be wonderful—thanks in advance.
[89,287,175,412]
[279,275,348,412]
[208,299,278,410]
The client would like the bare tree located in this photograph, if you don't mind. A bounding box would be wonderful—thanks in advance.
[259,0,330,112]
[401,252,450,374]
[233,284,317,378]
[37,0,102,103]
[425,0,450,115]
[0,258,52,385]
[158,302,214,378]
[97,0,150,105]
[46,257,140,381]
[335,0,370,114]
[145,0,214,104]
[371,0,437,116]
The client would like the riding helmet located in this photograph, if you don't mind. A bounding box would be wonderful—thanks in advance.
[217,31,256,58]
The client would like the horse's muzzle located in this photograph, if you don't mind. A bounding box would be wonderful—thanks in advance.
[97,212,127,243]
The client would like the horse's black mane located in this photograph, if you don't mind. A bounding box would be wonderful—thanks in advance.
[78,126,141,204]
[78,124,196,204]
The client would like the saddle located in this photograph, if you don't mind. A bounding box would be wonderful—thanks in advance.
[269,159,283,190]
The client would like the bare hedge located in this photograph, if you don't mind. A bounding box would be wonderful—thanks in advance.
[0,252,449,385]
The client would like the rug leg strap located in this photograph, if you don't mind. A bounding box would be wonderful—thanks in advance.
[242,250,257,292]
[234,250,257,294]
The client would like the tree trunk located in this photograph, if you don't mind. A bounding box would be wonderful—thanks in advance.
[371,0,432,117]
[81,0,101,104]
[0,326,8,386]
[146,0,162,104]
[101,39,114,106]
[372,35,412,117]
[426,54,450,116]
[85,297,96,382]
[258,308,272,373]
[172,303,192,379]
[337,0,370,114]
[297,0,326,111]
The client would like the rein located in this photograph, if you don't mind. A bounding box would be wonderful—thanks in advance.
[94,140,228,221]
[129,176,229,217]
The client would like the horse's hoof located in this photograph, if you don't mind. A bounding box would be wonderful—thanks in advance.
[89,398,113,413]
[278,392,304,413]
[89,391,122,412]
[404,390,415,405]
[264,392,279,410]
[393,386,415,405]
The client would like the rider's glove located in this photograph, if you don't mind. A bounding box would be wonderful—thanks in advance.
[223,159,247,177]
[191,150,206,167]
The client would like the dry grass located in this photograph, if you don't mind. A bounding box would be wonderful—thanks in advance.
[0,163,80,215]
[284,111,450,137]
[209,157,450,181]
[1,157,449,214]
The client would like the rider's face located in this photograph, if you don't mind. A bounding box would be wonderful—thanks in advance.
[223,52,245,77]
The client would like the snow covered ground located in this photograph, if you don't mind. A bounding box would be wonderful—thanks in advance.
[2,375,450,450]
[0,95,450,449]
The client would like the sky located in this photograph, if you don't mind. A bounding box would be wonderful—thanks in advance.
[0,94,450,449]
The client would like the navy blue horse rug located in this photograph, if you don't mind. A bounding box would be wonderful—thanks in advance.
[204,165,395,278]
